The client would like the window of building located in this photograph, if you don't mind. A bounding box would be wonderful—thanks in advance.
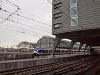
[70,0,78,26]
[71,0,76,5]
[54,12,62,19]
[71,18,78,26]
[54,23,62,28]
[71,7,77,17]
[54,2,62,9]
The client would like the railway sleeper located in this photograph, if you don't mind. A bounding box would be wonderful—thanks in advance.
[50,58,98,75]
[32,57,95,75]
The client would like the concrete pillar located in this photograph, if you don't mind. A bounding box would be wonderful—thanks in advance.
[52,37,61,57]
[84,44,88,50]
[84,44,88,54]
[78,42,83,54]
[88,46,91,55]
[68,41,76,55]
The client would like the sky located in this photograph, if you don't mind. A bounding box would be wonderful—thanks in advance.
[0,0,53,48]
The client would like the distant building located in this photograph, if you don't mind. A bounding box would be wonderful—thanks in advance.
[0,47,5,52]
[36,36,70,50]
[17,41,36,51]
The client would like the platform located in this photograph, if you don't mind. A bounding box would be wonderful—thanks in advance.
[0,54,90,72]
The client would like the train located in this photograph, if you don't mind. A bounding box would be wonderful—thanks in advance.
[32,47,99,57]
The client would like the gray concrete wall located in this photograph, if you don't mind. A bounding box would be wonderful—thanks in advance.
[78,0,100,29]
[52,0,70,34]
[0,55,89,72]
[52,0,100,35]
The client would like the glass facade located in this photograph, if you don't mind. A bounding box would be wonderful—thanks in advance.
[70,0,78,26]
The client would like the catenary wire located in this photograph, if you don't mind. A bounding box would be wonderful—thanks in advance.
[0,17,52,34]
[1,22,51,36]
[0,8,19,23]
[1,8,51,27]
[0,0,53,36]
[0,11,51,29]
[0,26,52,39]
[0,0,52,23]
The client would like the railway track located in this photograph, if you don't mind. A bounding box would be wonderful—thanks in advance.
[0,55,99,75]
[79,62,100,75]
[35,56,99,75]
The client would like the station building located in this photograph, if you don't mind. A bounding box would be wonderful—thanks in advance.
[52,0,100,54]
[36,36,70,53]
[17,41,36,52]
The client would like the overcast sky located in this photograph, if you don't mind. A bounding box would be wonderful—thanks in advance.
[0,0,52,47]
